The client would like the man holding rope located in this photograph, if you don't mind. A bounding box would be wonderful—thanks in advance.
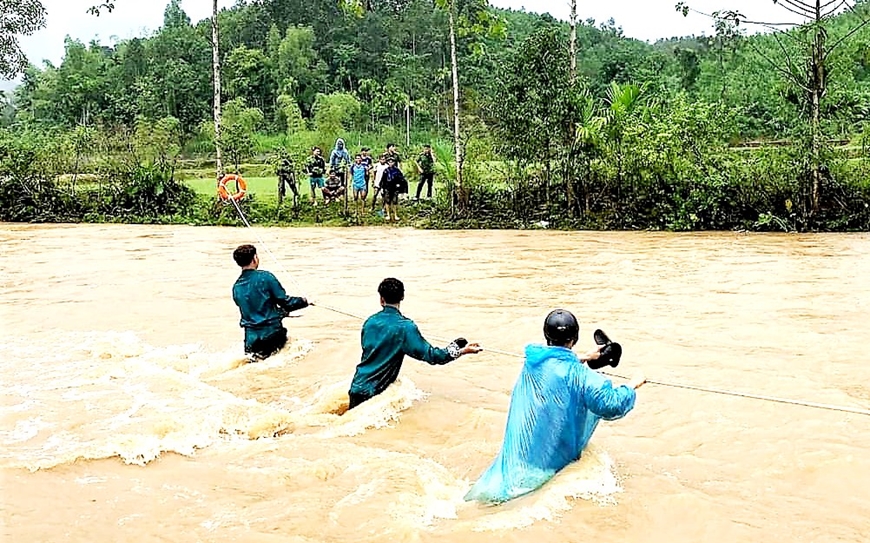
[347,278,482,410]
[232,244,309,361]
[464,309,645,504]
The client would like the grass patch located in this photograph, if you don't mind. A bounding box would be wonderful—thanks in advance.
[185,176,280,201]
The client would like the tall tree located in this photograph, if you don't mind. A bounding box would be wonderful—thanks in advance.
[0,0,47,78]
[212,0,224,181]
[678,0,870,213]
[569,0,578,83]
[436,0,464,207]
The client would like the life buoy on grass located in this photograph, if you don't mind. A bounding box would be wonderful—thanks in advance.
[217,174,248,201]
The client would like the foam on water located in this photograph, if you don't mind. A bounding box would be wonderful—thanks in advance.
[0,332,310,471]
[213,438,621,535]
[289,377,427,438]
[464,444,623,531]
[1,330,623,532]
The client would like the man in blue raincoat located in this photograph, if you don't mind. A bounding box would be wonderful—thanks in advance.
[231,244,309,361]
[329,138,351,186]
[464,309,646,504]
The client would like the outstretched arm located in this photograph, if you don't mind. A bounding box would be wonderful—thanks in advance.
[266,272,308,315]
[403,323,455,366]
[403,323,482,365]
[582,370,637,421]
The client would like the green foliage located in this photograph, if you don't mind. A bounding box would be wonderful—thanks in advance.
[2,0,870,231]
[134,116,181,168]
[199,98,265,171]
[0,0,47,78]
[274,25,328,116]
[313,92,361,135]
[277,94,306,134]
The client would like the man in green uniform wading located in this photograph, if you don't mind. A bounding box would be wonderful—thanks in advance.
[231,244,309,361]
[347,277,482,410]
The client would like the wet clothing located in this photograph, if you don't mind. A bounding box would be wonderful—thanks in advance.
[247,326,288,360]
[464,344,636,504]
[232,269,308,358]
[348,392,371,410]
[348,306,457,407]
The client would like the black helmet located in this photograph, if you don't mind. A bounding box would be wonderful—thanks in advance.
[544,309,579,346]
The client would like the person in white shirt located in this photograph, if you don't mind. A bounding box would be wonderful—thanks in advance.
[370,154,390,215]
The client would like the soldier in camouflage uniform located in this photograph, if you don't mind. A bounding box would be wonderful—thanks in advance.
[276,155,298,207]
[415,144,435,200]
[305,147,327,206]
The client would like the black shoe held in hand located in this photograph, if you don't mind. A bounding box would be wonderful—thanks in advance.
[589,329,622,370]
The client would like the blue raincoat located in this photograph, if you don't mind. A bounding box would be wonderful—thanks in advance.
[329,138,351,173]
[464,344,637,504]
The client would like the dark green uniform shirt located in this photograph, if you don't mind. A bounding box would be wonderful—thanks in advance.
[306,155,326,178]
[418,152,435,174]
[277,159,294,179]
[385,150,401,166]
[232,269,308,349]
[349,306,455,398]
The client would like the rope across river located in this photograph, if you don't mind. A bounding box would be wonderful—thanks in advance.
[225,196,870,418]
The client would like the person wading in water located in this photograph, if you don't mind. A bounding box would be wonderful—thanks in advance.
[347,278,482,410]
[231,244,310,361]
[464,309,645,504]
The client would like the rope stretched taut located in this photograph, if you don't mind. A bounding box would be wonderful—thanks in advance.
[225,200,870,418]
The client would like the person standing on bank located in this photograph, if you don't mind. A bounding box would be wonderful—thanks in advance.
[382,157,407,223]
[415,144,436,200]
[329,138,351,187]
[384,142,401,167]
[276,155,298,207]
[347,278,482,410]
[231,245,310,361]
[305,147,327,206]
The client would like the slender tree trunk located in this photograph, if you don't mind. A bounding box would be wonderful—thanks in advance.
[569,0,577,83]
[448,4,463,213]
[566,0,577,218]
[212,0,223,183]
[406,100,411,147]
[809,3,825,215]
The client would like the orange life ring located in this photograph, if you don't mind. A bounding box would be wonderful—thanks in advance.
[217,174,248,201]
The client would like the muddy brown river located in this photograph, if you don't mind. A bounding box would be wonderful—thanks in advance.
[1,224,868,542]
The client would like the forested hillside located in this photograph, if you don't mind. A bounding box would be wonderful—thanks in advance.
[1,0,869,231]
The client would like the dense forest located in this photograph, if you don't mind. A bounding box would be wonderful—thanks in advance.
[1,0,869,231]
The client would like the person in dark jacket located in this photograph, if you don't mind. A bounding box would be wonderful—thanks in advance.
[347,278,482,410]
[231,245,309,361]
[382,158,407,222]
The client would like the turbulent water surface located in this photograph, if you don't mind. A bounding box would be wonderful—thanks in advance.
[1,224,869,543]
